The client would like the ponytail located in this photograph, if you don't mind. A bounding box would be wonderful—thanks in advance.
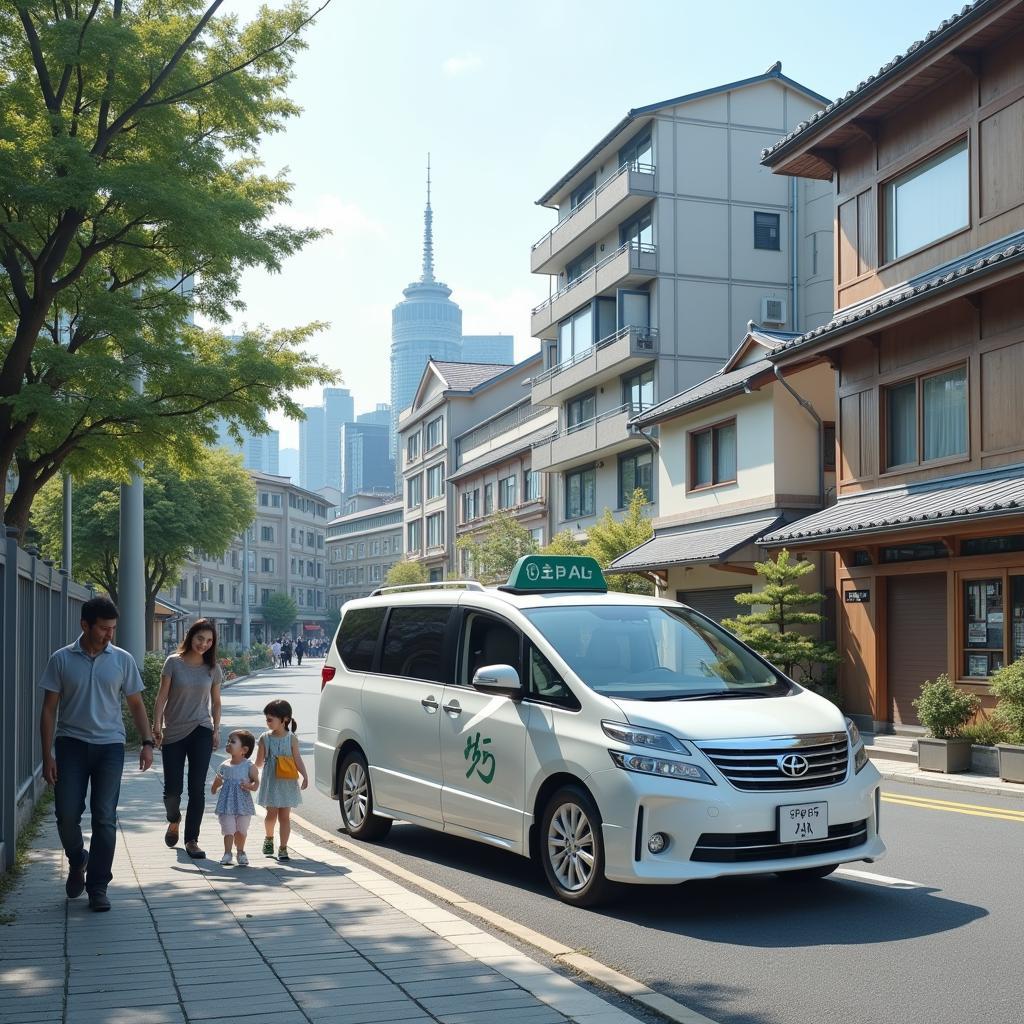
[289,717,298,733]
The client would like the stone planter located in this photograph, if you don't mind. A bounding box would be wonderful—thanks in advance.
[918,737,973,773]
[996,743,1024,783]
[970,743,1000,775]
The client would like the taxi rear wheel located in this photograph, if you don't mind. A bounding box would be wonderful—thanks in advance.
[540,786,611,907]
[776,863,838,882]
[339,750,391,842]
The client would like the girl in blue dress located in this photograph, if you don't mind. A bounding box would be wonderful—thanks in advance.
[256,699,308,861]
[210,730,259,866]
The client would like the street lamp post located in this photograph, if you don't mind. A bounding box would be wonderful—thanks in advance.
[241,528,251,651]
[118,367,146,667]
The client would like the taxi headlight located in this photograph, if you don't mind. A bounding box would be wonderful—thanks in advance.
[601,721,690,753]
[609,749,715,785]
[854,744,869,773]
[845,717,862,749]
[846,717,869,773]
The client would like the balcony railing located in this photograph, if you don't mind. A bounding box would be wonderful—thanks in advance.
[455,401,551,460]
[530,326,659,388]
[531,161,656,252]
[534,401,645,447]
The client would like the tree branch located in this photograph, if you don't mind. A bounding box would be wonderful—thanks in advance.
[17,7,58,112]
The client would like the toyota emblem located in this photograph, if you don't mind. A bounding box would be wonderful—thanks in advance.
[779,753,810,777]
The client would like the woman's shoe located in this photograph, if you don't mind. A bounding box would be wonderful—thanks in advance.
[236,852,249,867]
[164,822,179,848]
[184,841,206,859]
[262,837,274,856]
[277,846,289,861]
[219,851,233,866]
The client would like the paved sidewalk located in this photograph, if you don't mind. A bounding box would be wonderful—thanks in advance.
[0,767,640,1024]
[872,756,1024,799]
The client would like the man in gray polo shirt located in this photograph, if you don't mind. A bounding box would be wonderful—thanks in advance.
[39,596,155,912]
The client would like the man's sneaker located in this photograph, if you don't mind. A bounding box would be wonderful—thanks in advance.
[87,890,111,912]
[65,853,88,899]
[236,851,249,867]
[277,846,289,861]
[262,837,274,856]
[219,851,233,866]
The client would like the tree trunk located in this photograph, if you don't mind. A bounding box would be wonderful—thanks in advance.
[145,595,157,654]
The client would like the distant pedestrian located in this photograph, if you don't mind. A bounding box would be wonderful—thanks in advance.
[271,640,282,667]
[39,596,154,912]
[211,730,259,866]
[153,618,223,859]
[256,699,308,861]
[282,639,293,667]
[295,638,306,666]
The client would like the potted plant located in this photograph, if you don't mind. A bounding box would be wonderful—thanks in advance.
[913,674,981,773]
[989,658,1024,783]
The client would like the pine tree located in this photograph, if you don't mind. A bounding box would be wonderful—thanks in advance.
[721,549,841,679]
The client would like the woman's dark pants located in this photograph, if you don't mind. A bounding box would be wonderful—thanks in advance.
[161,726,213,843]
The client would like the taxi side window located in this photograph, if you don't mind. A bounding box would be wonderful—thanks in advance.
[380,606,451,682]
[526,644,579,710]
[336,607,386,671]
[459,612,521,687]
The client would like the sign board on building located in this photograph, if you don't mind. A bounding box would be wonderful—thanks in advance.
[845,589,870,604]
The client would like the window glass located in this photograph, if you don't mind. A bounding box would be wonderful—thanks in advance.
[567,393,596,430]
[498,475,517,509]
[885,138,968,261]
[459,612,521,686]
[566,248,596,283]
[964,579,1004,678]
[694,430,713,487]
[597,298,617,341]
[484,483,494,515]
[619,131,653,170]
[716,422,737,481]
[624,367,655,411]
[619,291,650,330]
[565,467,596,518]
[380,606,451,681]
[620,208,653,248]
[922,367,967,461]
[526,644,578,708]
[570,175,596,210]
[337,607,386,671]
[407,475,422,508]
[427,463,444,499]
[886,381,917,467]
[619,450,653,506]
[754,211,781,250]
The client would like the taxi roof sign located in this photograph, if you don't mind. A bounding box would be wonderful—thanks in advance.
[502,555,607,594]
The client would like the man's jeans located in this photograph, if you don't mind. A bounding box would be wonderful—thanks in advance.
[54,738,124,894]
[161,725,213,844]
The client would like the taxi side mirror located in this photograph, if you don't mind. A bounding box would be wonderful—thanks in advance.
[472,664,523,700]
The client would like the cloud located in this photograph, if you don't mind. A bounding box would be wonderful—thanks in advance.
[278,194,386,239]
[442,54,483,77]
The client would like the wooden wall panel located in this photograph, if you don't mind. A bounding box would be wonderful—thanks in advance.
[839,393,862,481]
[878,303,975,375]
[980,97,1024,218]
[982,279,1024,338]
[856,190,876,276]
[837,137,876,195]
[877,73,974,169]
[840,338,877,386]
[980,26,1024,106]
[838,198,859,284]
[981,340,1024,452]
[838,574,878,718]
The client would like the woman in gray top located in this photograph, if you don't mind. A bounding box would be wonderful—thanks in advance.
[154,619,223,858]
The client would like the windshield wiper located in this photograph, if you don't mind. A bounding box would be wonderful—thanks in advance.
[634,690,772,701]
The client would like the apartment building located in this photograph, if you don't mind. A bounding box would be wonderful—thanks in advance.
[609,325,835,623]
[161,544,246,651]
[326,497,404,608]
[528,64,834,537]
[400,358,553,580]
[759,0,1024,728]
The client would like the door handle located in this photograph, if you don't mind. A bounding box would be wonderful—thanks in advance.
[421,696,439,713]
[442,700,462,716]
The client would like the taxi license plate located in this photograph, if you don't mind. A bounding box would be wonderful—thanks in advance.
[778,802,828,842]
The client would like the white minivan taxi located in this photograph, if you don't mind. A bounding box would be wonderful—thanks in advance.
[316,555,884,905]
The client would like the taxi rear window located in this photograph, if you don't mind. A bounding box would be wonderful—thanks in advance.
[336,607,386,671]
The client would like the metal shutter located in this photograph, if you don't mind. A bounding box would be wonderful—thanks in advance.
[676,587,752,625]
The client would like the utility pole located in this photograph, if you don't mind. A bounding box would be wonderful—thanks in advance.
[61,475,73,574]
[241,528,251,650]
[118,368,146,667]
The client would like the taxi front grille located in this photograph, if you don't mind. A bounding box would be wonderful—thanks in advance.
[691,819,868,863]
[695,733,849,791]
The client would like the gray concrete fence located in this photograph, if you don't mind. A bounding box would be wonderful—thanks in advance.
[1,529,92,872]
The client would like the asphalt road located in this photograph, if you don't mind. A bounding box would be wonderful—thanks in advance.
[218,663,1024,1024]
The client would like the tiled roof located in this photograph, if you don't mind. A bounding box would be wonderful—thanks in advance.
[761,1,992,165]
[609,515,783,573]
[449,424,558,482]
[432,361,512,391]
[770,230,1024,359]
[761,466,1024,546]
[631,358,773,427]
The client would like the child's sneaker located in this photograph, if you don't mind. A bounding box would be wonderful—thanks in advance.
[236,851,249,867]
[219,852,233,866]
[277,846,290,861]
[262,837,274,856]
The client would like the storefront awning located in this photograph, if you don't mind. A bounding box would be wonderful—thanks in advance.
[154,596,189,620]
[761,466,1024,547]
[609,515,784,573]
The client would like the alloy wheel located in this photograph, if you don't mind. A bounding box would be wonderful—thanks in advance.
[547,800,596,892]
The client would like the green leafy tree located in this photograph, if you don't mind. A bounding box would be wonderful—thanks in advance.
[384,560,428,587]
[261,591,299,637]
[457,510,539,584]
[585,488,654,595]
[0,1,334,534]
[324,605,342,638]
[33,446,254,641]
[542,529,585,558]
[721,549,841,679]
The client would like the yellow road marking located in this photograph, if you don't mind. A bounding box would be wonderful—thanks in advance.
[882,793,1024,822]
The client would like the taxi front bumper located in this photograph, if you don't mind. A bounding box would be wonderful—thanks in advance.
[589,761,885,884]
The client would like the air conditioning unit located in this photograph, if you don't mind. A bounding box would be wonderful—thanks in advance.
[761,296,787,325]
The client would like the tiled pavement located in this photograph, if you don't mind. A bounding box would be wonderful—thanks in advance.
[0,768,640,1024]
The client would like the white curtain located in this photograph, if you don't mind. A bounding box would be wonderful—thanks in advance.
[923,368,967,461]
[887,382,917,465]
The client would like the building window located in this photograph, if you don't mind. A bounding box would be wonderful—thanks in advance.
[823,421,836,473]
[566,392,596,432]
[371,539,380,556]
[885,137,968,262]
[964,578,1006,678]
[426,463,445,500]
[690,420,737,489]
[884,365,967,469]
[570,175,595,210]
[271,493,281,508]
[407,520,421,553]
[260,588,272,605]
[530,528,544,547]
[523,470,542,502]
[259,492,269,507]
[498,475,517,509]
[426,512,444,548]
[623,367,654,413]
[565,247,596,283]
[619,130,652,171]
[619,207,653,249]
[462,489,480,523]
[619,449,653,506]
[407,474,422,509]
[425,417,444,451]
[558,303,600,364]
[260,557,274,573]
[484,483,494,516]
[565,466,596,519]
[260,525,274,542]
[407,432,420,461]
[754,211,781,251]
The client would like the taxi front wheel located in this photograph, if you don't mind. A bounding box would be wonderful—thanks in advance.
[540,785,612,907]
[339,750,392,842]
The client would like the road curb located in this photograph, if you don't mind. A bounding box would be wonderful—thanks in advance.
[875,764,1024,799]
[290,810,724,1024]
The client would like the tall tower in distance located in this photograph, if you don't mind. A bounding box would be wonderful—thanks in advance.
[390,156,463,469]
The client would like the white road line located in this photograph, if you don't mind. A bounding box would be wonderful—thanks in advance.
[834,867,925,889]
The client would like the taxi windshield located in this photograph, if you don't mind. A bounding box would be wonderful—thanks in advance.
[522,604,785,700]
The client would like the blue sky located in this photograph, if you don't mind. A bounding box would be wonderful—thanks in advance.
[225,0,957,446]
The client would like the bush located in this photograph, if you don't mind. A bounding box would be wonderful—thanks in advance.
[989,658,1024,743]
[913,674,980,739]
[124,651,165,745]
[959,720,1012,747]
[249,642,273,670]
